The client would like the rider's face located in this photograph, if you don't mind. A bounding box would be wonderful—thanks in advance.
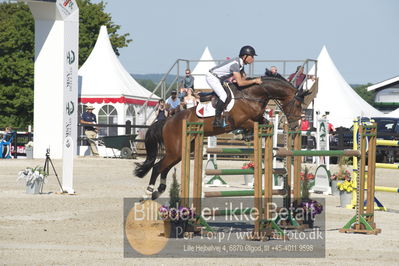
[244,55,254,64]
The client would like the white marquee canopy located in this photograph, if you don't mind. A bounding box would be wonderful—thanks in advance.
[309,46,384,127]
[78,26,159,107]
[191,46,216,90]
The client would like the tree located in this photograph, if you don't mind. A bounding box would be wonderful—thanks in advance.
[0,2,34,129]
[352,83,375,106]
[136,79,163,97]
[0,0,132,129]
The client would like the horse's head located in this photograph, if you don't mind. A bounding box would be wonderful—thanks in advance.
[256,77,312,129]
[282,88,312,130]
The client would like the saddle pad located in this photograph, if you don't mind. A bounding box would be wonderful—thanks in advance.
[195,86,235,118]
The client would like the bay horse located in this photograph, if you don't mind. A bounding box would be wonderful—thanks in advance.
[135,77,310,199]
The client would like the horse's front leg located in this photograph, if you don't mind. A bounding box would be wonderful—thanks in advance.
[239,119,256,131]
[235,119,257,141]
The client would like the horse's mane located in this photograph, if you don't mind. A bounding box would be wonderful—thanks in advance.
[260,76,297,91]
[228,76,297,99]
[236,76,296,91]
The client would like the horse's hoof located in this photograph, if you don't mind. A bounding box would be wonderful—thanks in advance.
[157,184,167,193]
[140,194,150,202]
[151,191,161,200]
[244,134,254,142]
[138,197,146,203]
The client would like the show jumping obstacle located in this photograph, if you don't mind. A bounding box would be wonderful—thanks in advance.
[180,120,380,237]
[204,124,303,230]
[349,120,399,211]
[181,120,287,238]
[340,123,381,234]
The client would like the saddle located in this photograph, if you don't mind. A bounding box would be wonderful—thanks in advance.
[198,82,236,108]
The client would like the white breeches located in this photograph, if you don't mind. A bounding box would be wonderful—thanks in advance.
[206,73,227,103]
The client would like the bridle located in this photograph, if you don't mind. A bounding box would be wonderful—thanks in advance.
[274,97,302,123]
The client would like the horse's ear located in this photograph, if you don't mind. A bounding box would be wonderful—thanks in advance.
[294,88,313,104]
[303,90,312,97]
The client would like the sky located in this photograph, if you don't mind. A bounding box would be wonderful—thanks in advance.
[94,0,398,84]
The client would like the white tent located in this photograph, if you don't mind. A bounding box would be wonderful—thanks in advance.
[78,26,159,156]
[191,47,216,90]
[309,46,384,128]
[78,25,159,127]
[386,107,399,118]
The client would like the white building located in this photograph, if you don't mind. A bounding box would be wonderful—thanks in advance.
[367,76,399,113]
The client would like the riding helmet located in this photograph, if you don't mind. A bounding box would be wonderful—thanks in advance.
[239,45,257,57]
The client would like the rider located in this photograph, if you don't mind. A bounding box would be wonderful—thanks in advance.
[206,45,262,127]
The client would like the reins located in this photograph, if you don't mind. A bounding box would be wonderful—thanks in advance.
[232,81,302,122]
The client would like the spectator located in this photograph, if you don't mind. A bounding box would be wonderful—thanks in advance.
[181,69,195,90]
[265,66,285,80]
[328,122,336,134]
[300,113,310,145]
[4,126,12,134]
[183,88,198,109]
[178,87,187,101]
[194,91,201,105]
[80,106,99,156]
[288,66,315,89]
[155,99,168,121]
[1,126,14,158]
[300,114,312,161]
[165,90,181,116]
[206,45,262,127]
[300,114,310,131]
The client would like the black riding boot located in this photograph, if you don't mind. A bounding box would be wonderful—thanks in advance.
[213,100,225,127]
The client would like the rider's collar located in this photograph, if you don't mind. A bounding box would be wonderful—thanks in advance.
[238,57,244,67]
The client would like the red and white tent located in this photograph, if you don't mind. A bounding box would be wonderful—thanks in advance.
[78,26,159,128]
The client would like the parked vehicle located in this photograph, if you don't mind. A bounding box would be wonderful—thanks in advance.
[330,117,399,163]
[372,117,399,163]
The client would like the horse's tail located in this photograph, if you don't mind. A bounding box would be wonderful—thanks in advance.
[134,119,166,178]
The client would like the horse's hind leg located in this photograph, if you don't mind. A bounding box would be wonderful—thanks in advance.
[144,152,181,200]
[151,155,181,199]
[152,138,196,199]
[143,160,162,199]
[146,115,187,200]
[151,165,173,200]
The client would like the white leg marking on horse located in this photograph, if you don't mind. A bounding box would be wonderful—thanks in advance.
[146,185,155,195]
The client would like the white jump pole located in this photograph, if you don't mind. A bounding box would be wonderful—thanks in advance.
[272,110,280,168]
[24,0,79,193]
